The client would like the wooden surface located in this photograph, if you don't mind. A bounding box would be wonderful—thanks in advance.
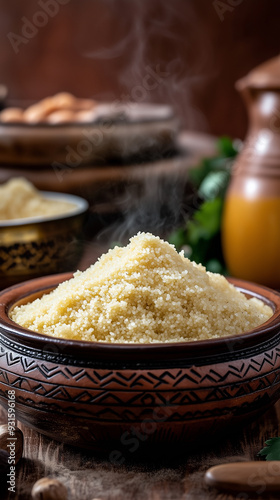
[0,402,280,499]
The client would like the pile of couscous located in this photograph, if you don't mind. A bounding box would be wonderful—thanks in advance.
[0,178,75,220]
[11,233,273,343]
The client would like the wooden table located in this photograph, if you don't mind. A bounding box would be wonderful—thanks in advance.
[1,401,279,499]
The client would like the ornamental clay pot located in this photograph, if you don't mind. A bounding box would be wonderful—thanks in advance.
[222,55,280,288]
[0,274,280,454]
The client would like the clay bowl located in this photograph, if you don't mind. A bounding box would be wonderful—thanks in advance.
[0,193,88,289]
[0,275,279,457]
[0,103,179,166]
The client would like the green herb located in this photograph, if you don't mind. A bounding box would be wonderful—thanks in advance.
[258,437,280,461]
[168,136,239,272]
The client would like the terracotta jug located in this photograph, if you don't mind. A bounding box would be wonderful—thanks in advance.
[222,56,280,288]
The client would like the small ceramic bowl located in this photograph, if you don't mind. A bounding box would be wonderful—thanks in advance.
[0,193,88,289]
[0,276,279,456]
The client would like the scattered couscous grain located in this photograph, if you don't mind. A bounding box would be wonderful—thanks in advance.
[0,178,75,220]
[11,233,273,343]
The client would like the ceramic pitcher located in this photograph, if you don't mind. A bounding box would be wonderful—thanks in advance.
[222,55,280,288]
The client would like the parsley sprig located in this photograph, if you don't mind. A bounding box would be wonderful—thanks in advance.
[259,438,280,461]
[169,136,239,274]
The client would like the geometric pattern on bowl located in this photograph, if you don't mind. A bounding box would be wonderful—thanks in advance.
[0,275,279,453]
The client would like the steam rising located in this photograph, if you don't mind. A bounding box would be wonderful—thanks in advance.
[95,166,186,247]
[82,1,213,246]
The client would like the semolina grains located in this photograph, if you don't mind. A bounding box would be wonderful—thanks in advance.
[0,178,75,220]
[11,233,273,343]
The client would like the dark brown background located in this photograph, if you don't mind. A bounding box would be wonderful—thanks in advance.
[0,0,279,139]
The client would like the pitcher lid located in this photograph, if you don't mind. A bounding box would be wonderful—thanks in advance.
[236,55,280,90]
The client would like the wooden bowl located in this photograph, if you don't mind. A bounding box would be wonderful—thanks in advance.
[0,104,178,166]
[0,193,88,289]
[0,275,279,456]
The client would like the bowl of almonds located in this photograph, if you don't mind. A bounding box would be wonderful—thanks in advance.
[0,92,178,166]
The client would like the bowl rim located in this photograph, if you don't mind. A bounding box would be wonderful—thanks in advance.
[0,103,175,128]
[0,273,279,363]
[0,192,89,227]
